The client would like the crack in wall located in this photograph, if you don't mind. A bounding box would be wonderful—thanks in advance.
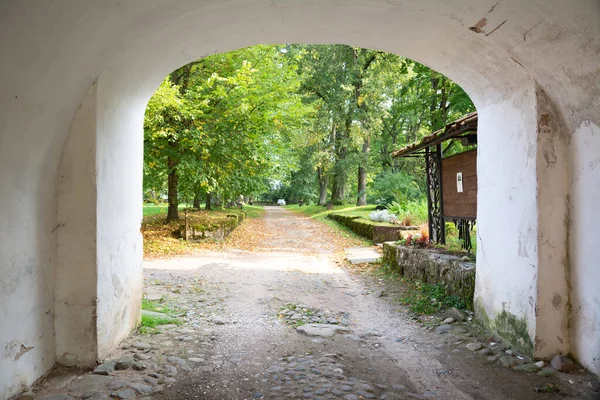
[485,19,508,37]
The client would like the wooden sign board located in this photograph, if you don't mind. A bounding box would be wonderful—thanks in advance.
[441,149,477,219]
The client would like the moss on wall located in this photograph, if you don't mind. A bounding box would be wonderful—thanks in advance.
[474,298,534,357]
[495,310,534,356]
[327,214,402,242]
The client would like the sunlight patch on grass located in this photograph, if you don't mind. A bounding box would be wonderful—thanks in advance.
[243,204,266,219]
[143,203,194,216]
[285,204,373,220]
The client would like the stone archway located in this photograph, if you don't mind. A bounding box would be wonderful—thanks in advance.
[1,1,599,397]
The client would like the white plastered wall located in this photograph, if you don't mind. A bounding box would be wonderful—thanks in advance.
[95,68,146,359]
[0,0,599,397]
[56,82,99,366]
[569,120,600,375]
[474,88,540,355]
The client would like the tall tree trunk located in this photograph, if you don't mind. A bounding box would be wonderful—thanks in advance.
[331,180,345,205]
[163,64,193,221]
[167,155,179,221]
[205,192,212,210]
[429,74,441,130]
[193,189,201,209]
[331,156,347,205]
[213,194,222,208]
[331,142,347,205]
[356,136,370,206]
[331,117,350,205]
[317,166,328,206]
[356,166,367,206]
[352,48,376,206]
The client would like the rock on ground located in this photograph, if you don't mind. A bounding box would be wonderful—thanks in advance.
[445,307,467,322]
[296,323,350,338]
[435,324,453,334]
[466,343,483,351]
[93,360,116,375]
[551,355,578,372]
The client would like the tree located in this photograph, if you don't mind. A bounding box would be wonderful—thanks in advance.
[144,45,309,218]
[145,44,476,213]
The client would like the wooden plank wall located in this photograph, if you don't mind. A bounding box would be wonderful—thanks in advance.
[441,149,477,219]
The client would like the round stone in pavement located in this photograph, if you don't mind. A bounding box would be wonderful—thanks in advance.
[128,382,154,395]
[296,324,350,338]
[131,341,153,350]
[166,356,186,366]
[83,394,109,400]
[163,364,177,376]
[435,324,453,334]
[466,343,483,351]
[111,388,136,399]
[116,355,134,370]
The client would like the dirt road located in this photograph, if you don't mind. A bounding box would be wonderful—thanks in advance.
[28,207,599,400]
[145,207,597,400]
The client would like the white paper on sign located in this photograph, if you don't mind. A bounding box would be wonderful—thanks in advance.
[456,172,463,193]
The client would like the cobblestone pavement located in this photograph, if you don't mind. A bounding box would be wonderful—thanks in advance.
[20,207,600,400]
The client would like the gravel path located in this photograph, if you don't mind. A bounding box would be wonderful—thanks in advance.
[25,207,599,400]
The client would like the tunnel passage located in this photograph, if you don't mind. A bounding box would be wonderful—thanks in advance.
[1,1,599,397]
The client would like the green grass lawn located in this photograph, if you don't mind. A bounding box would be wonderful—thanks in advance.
[143,203,194,216]
[287,203,399,227]
[284,203,375,219]
[242,204,266,219]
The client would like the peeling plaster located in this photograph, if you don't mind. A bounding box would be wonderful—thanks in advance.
[469,17,487,33]
[5,342,34,362]
[14,345,34,361]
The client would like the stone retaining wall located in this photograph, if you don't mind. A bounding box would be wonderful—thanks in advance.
[327,214,417,243]
[382,242,476,309]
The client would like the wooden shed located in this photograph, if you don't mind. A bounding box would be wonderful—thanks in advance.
[391,112,478,249]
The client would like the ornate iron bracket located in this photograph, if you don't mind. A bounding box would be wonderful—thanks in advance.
[425,144,445,244]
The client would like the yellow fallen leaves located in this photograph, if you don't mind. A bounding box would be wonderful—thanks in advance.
[142,208,368,260]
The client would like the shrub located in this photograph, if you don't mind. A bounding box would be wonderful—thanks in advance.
[386,198,428,226]
[406,199,428,224]
[445,221,457,236]
[368,170,423,205]
[386,200,405,216]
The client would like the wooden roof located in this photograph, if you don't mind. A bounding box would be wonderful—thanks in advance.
[391,112,478,158]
